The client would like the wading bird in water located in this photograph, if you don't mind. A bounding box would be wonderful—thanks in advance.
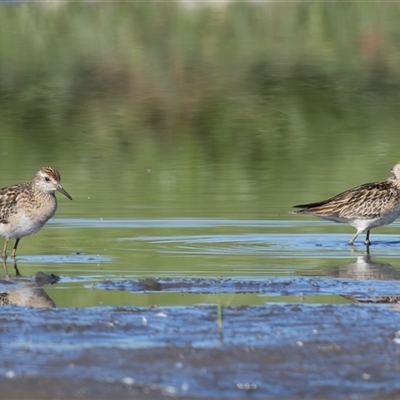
[0,166,72,259]
[291,162,400,246]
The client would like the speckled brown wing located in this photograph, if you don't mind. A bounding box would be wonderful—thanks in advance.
[293,181,400,219]
[0,182,30,224]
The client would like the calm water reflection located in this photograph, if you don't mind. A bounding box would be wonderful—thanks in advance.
[4,217,399,307]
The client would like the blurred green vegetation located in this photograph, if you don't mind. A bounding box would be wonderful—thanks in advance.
[1,2,400,218]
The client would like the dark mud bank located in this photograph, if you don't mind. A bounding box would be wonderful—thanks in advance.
[1,304,400,399]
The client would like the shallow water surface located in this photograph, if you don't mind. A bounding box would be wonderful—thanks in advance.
[7,217,400,308]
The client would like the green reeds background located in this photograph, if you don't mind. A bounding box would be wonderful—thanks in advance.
[0,2,399,217]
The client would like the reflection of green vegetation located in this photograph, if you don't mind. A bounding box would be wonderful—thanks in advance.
[267,295,351,304]
[46,288,270,308]
[2,5,400,146]
[1,3,400,218]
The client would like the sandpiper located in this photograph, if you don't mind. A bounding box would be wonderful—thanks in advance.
[0,166,72,259]
[292,162,400,246]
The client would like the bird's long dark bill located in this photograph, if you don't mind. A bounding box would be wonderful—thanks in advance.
[57,186,73,200]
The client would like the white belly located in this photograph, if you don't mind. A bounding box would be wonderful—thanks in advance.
[0,212,51,239]
[348,205,400,232]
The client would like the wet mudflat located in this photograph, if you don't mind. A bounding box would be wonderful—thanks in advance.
[97,275,400,300]
[2,266,400,399]
[1,303,400,400]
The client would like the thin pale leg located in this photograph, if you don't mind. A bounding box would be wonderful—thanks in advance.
[10,239,21,258]
[364,230,371,246]
[2,239,8,259]
[348,230,362,245]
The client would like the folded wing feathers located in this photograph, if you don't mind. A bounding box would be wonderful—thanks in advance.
[293,182,400,219]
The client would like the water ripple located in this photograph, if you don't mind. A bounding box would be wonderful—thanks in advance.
[118,233,400,259]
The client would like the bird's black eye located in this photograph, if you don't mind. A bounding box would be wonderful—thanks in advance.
[44,177,50,182]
